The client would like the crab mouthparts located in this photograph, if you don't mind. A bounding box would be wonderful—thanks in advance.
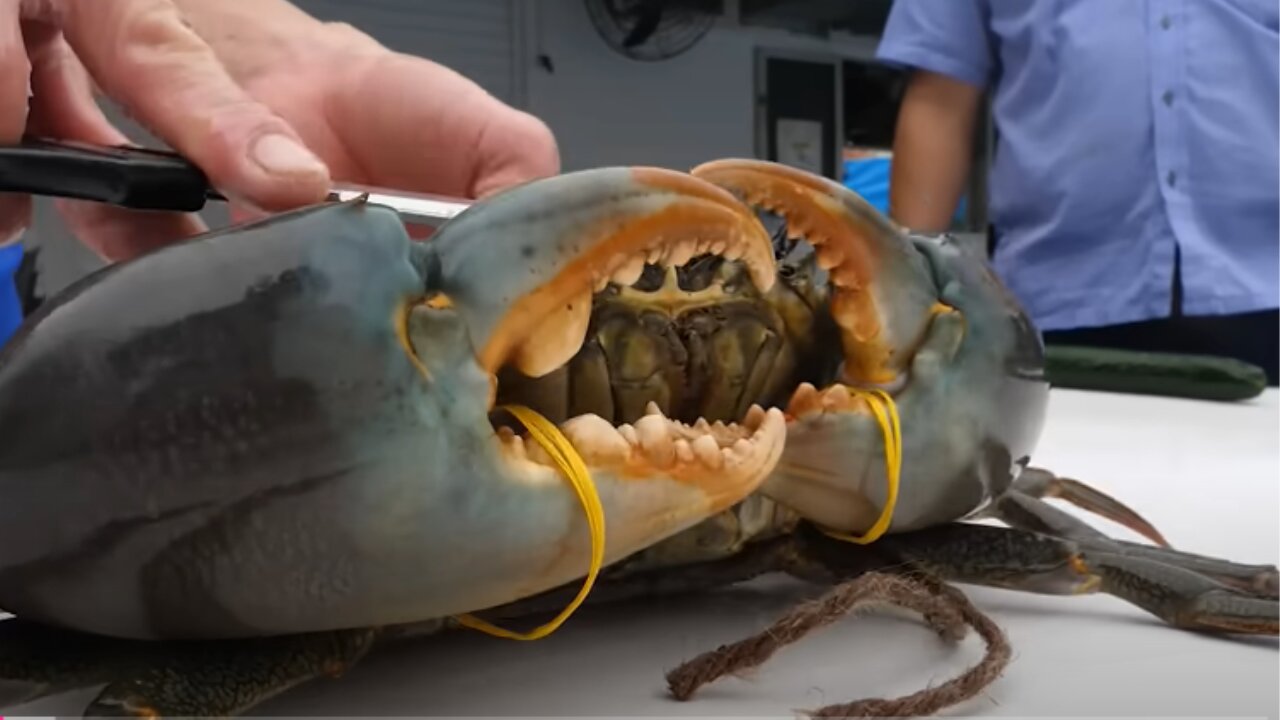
[494,213,776,380]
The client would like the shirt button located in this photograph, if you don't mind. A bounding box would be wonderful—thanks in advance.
[1161,15,1172,29]
[1163,90,1175,106]
[1167,171,1177,187]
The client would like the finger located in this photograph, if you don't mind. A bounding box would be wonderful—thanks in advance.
[0,3,33,245]
[51,0,331,212]
[1,0,29,141]
[469,107,561,199]
[22,20,205,260]
[0,192,31,249]
[54,196,207,261]
[328,53,559,199]
[22,19,122,142]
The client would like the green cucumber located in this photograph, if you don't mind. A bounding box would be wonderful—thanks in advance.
[1043,344,1269,402]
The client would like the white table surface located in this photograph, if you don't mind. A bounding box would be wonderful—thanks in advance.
[11,388,1280,719]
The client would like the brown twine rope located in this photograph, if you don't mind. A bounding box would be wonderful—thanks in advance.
[664,572,1012,718]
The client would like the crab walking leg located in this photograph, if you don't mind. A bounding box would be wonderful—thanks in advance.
[850,523,1280,635]
[1008,466,1172,547]
[474,508,1277,637]
[689,159,1051,537]
[84,629,379,719]
[0,171,783,642]
[0,619,378,717]
[990,490,1279,599]
[0,619,133,708]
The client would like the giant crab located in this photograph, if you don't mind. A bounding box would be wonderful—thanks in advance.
[0,159,1273,718]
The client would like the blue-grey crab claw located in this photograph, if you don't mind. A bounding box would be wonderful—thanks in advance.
[406,167,788,598]
[0,173,784,642]
[690,159,1051,536]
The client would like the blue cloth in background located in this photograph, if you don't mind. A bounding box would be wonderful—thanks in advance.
[841,156,966,222]
[0,243,23,348]
[842,156,892,214]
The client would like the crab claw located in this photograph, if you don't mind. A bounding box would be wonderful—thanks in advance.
[0,184,782,642]
[691,159,1050,536]
[407,167,788,609]
[691,159,940,388]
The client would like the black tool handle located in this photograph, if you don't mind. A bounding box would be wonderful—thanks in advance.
[0,136,219,212]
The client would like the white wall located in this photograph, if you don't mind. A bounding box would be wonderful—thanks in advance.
[525,0,880,171]
[296,0,525,107]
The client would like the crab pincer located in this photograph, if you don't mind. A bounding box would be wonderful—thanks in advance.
[0,167,785,643]
[679,159,1029,538]
[688,160,1162,543]
[419,165,791,606]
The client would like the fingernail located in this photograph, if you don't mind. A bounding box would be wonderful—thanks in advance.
[250,134,328,178]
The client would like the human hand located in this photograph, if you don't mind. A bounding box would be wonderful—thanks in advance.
[2,0,559,260]
[2,0,338,259]
[173,0,560,237]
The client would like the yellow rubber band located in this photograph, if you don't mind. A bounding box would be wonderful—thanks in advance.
[455,404,605,640]
[820,387,902,545]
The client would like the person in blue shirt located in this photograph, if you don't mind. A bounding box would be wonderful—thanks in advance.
[0,0,559,348]
[876,0,1279,384]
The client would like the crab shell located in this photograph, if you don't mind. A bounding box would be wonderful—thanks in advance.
[0,160,1047,642]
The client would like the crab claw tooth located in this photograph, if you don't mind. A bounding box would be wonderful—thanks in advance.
[425,166,776,381]
[690,159,939,387]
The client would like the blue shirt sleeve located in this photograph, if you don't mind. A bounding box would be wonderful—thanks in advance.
[874,0,995,88]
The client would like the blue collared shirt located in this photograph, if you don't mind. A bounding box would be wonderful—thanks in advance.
[876,0,1279,331]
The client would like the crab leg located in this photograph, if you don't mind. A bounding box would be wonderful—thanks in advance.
[482,513,1278,638]
[1008,466,1172,547]
[85,629,378,718]
[689,159,1051,537]
[0,619,127,708]
[989,488,1279,598]
[857,522,1279,635]
[0,618,370,718]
